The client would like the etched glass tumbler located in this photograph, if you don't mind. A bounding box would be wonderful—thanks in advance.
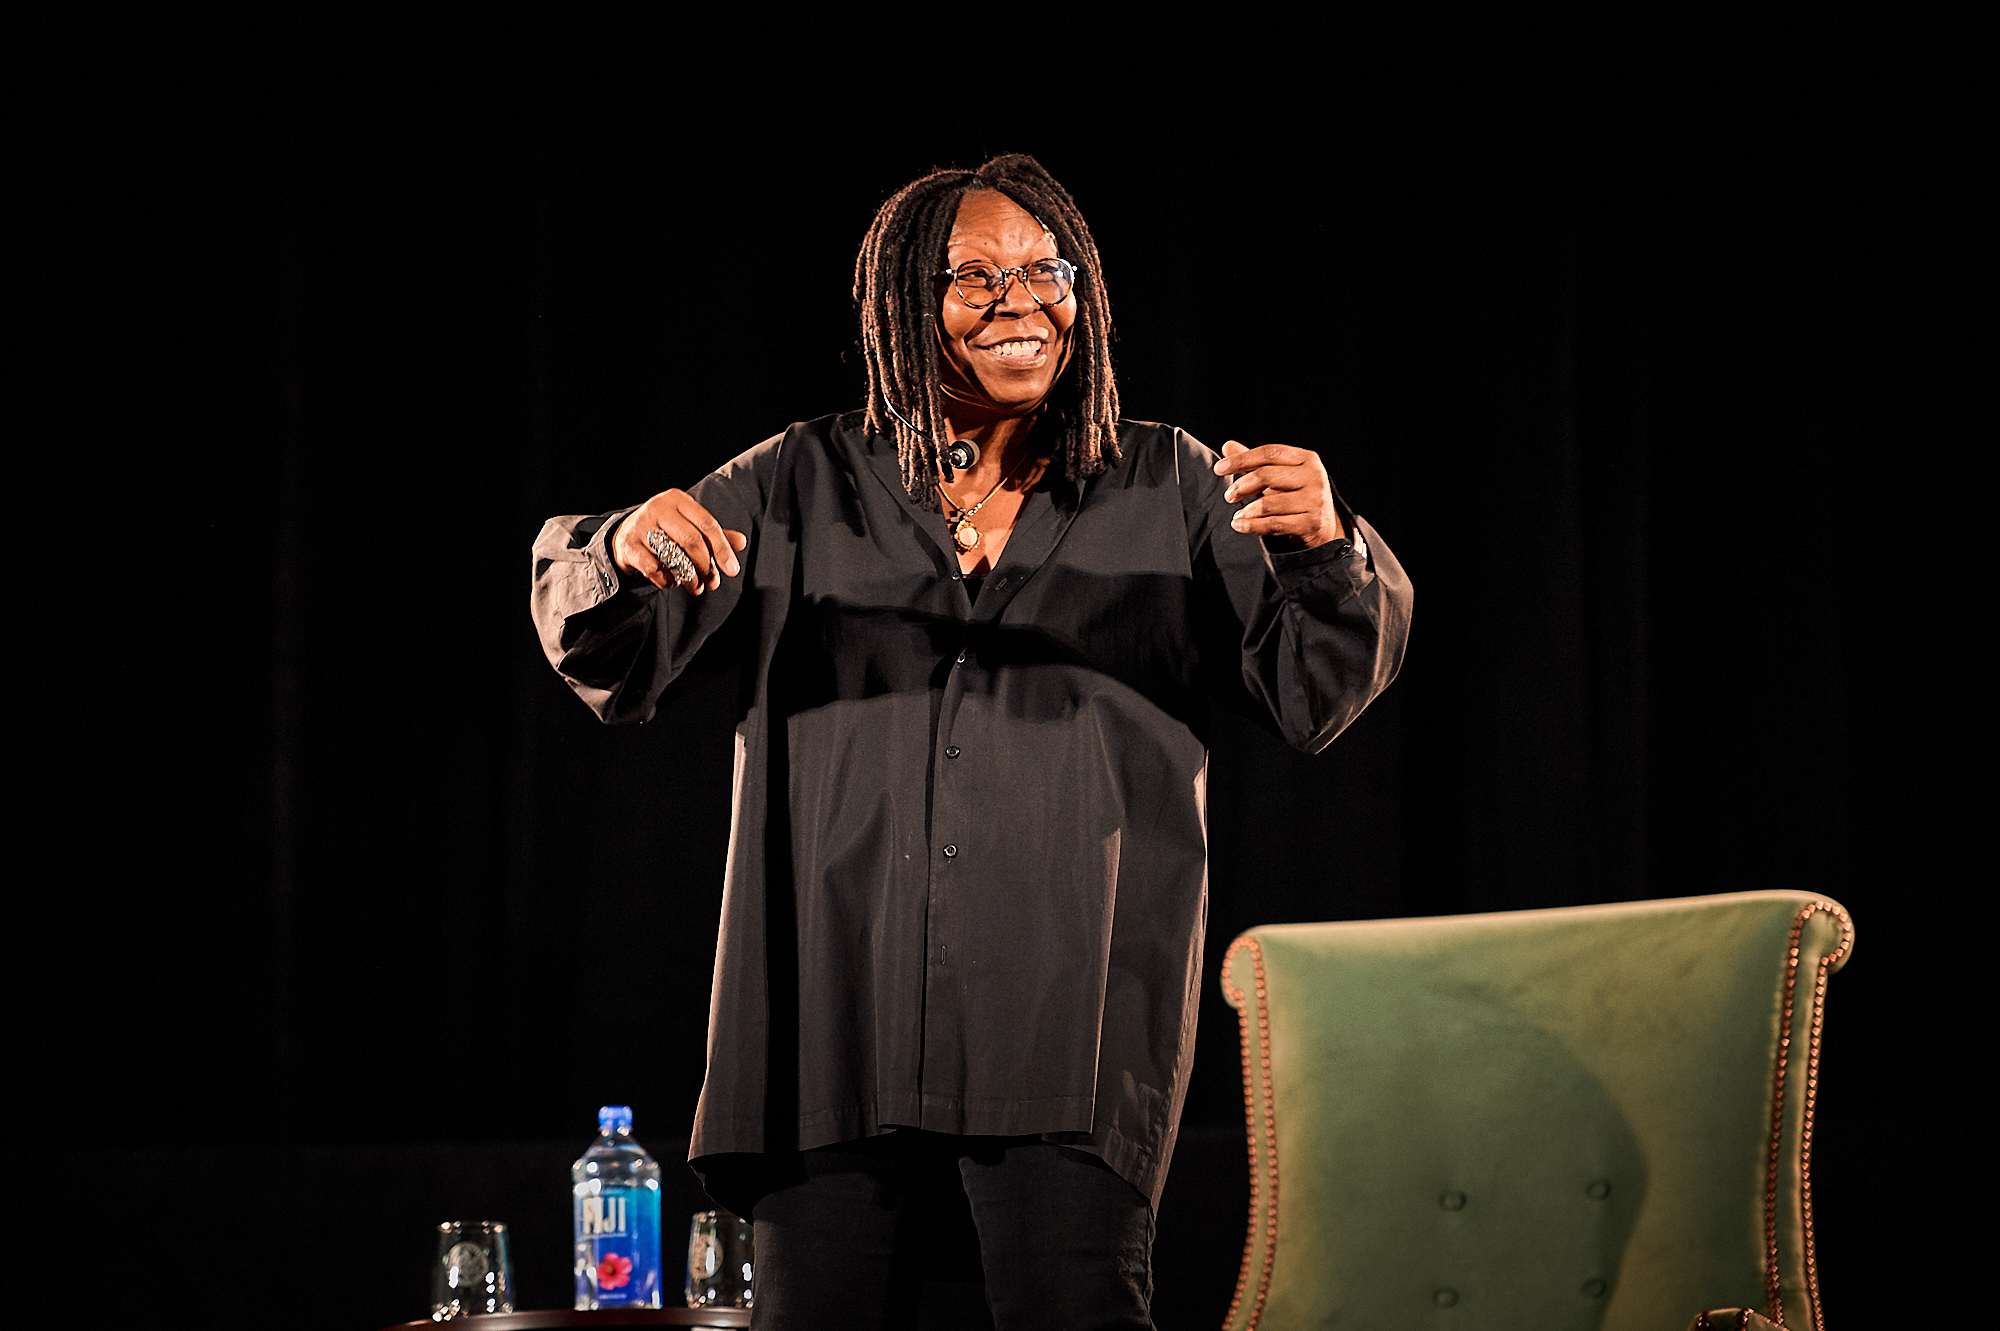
[685,1209,754,1309]
[433,1220,513,1319]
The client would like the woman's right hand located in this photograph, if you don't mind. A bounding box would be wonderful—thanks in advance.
[611,489,747,594]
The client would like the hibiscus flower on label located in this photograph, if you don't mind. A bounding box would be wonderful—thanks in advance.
[597,1254,633,1290]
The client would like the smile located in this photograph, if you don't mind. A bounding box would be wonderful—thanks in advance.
[980,337,1048,365]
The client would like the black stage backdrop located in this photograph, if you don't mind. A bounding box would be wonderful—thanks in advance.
[17,21,1976,1331]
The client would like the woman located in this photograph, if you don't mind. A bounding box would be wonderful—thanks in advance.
[531,154,1412,1329]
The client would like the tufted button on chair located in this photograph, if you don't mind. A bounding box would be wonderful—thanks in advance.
[1218,891,1853,1331]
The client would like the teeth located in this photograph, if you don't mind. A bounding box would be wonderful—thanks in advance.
[988,341,1042,359]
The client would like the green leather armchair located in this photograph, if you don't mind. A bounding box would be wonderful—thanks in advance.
[1217,891,1854,1331]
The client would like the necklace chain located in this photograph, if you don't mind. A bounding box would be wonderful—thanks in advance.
[936,450,1036,554]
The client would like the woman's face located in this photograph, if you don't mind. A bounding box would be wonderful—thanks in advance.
[935,190,1079,419]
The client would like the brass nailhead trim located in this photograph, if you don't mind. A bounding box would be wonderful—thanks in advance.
[1762,899,1853,1331]
[1221,935,1277,1331]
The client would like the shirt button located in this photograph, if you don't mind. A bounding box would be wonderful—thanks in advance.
[945,746,960,759]
[942,844,958,858]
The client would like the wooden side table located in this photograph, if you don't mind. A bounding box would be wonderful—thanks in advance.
[382,1311,750,1329]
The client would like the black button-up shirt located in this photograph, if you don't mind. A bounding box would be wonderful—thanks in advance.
[530,412,1413,1207]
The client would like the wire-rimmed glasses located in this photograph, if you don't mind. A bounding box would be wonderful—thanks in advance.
[937,258,1081,310]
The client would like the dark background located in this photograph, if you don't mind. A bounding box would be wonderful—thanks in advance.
[13,17,1976,1331]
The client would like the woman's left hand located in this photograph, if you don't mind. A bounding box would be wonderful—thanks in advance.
[1214,440,1348,549]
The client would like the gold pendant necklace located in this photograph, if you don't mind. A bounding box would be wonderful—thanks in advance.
[936,450,1033,553]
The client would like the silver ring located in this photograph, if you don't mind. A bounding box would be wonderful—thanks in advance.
[645,529,699,588]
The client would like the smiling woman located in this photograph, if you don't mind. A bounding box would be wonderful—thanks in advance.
[854,157,1119,511]
[935,201,1079,411]
[529,152,1414,1330]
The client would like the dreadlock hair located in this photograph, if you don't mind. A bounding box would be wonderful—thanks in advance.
[854,153,1120,502]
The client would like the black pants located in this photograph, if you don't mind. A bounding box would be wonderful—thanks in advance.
[741,1131,1156,1331]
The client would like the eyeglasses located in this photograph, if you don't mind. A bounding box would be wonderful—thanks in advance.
[936,258,1081,310]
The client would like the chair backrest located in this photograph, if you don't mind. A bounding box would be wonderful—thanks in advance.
[1217,891,1853,1331]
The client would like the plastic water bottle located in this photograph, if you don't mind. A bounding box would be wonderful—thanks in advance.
[572,1105,663,1309]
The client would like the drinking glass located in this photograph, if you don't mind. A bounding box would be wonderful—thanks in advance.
[432,1220,513,1319]
[685,1209,754,1309]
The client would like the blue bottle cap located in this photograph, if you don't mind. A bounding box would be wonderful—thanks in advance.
[598,1105,633,1132]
